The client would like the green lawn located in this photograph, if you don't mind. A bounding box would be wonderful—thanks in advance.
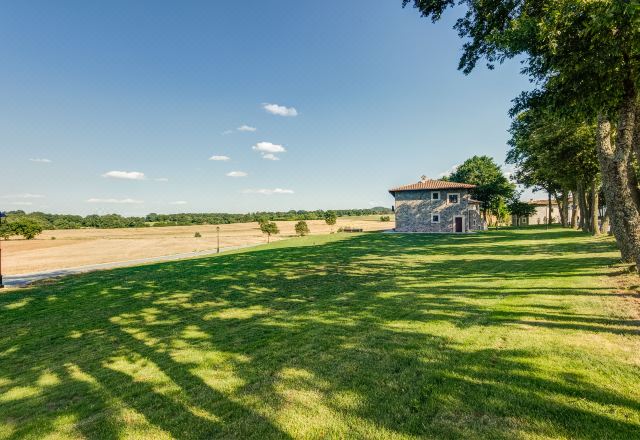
[1,228,639,439]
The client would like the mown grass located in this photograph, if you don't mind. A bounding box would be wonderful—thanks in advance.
[1,227,639,439]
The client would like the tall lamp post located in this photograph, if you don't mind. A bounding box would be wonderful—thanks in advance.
[0,211,6,289]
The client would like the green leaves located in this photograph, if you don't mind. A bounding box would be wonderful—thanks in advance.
[448,155,515,212]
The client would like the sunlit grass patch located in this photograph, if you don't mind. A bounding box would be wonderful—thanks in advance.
[0,227,638,439]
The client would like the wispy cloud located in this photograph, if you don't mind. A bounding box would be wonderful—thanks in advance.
[242,188,294,195]
[209,155,230,161]
[221,130,234,135]
[237,125,257,132]
[1,193,45,199]
[102,171,146,180]
[29,158,52,163]
[226,171,248,177]
[261,153,280,161]
[169,200,188,205]
[10,201,34,206]
[438,164,460,178]
[262,103,298,117]
[154,177,169,182]
[86,198,144,204]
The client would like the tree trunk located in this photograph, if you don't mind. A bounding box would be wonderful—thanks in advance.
[590,182,599,236]
[596,111,640,267]
[626,149,640,212]
[577,183,589,232]
[547,192,552,228]
[601,207,610,235]
[570,191,578,228]
[553,191,568,227]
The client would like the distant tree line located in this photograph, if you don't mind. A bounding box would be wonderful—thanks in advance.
[1,207,392,231]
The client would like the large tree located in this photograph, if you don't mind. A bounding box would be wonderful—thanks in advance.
[447,155,515,219]
[403,0,640,268]
[507,105,600,232]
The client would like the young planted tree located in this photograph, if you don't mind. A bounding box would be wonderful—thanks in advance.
[260,221,279,243]
[324,211,337,232]
[294,220,310,236]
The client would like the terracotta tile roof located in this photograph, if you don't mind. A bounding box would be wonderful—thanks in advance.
[389,179,476,193]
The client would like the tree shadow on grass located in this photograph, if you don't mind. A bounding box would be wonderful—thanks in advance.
[1,228,638,439]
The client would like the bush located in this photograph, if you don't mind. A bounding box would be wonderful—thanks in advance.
[295,221,310,236]
[194,232,202,238]
[9,218,43,240]
[380,215,391,222]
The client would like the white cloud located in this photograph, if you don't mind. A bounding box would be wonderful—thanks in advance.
[1,193,45,199]
[154,177,169,182]
[237,125,257,132]
[10,201,33,206]
[253,141,286,161]
[102,171,146,180]
[86,198,143,204]
[242,188,294,195]
[438,164,460,178]
[253,141,286,154]
[29,158,51,163]
[262,103,298,117]
[169,200,188,205]
[222,130,234,135]
[226,171,248,177]
[209,155,230,161]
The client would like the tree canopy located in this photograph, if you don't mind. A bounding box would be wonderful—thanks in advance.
[447,155,515,217]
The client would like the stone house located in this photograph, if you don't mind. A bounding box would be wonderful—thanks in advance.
[511,198,577,226]
[389,177,485,233]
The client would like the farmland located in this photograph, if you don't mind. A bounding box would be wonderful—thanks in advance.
[1,217,394,275]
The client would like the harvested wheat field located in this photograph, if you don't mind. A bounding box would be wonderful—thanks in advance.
[2,217,394,275]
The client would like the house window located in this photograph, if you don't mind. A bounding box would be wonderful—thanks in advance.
[448,193,460,204]
[431,214,440,223]
[432,192,440,201]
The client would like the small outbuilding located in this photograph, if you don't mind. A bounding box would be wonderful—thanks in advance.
[389,177,485,233]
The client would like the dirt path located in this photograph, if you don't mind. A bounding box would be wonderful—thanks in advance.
[2,242,262,288]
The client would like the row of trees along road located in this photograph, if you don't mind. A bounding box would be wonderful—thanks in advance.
[404,0,640,270]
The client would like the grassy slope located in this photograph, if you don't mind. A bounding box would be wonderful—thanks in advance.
[0,228,638,439]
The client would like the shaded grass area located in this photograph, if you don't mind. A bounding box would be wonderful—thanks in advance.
[1,227,639,439]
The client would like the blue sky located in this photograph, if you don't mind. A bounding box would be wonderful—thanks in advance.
[1,1,533,216]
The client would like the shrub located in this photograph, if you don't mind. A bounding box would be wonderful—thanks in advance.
[295,221,310,236]
[380,215,391,222]
[194,232,202,238]
[9,218,43,240]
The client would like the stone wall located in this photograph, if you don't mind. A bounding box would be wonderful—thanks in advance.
[393,189,483,233]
